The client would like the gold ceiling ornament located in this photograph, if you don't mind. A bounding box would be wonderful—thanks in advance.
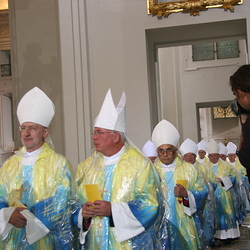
[223,138,231,146]
[147,0,243,18]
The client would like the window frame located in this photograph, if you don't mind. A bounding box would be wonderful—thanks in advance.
[185,39,247,71]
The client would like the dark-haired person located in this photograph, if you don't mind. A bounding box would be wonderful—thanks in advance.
[230,64,250,182]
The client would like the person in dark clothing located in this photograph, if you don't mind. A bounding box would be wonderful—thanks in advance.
[230,64,250,182]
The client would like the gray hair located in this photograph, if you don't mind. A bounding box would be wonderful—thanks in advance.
[113,131,126,143]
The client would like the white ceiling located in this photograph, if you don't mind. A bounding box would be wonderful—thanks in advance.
[0,0,8,10]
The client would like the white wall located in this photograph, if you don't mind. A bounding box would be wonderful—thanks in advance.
[179,47,242,142]
[158,45,243,145]
[0,81,13,166]
[9,0,65,155]
[82,1,250,149]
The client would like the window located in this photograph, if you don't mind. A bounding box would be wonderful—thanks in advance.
[192,41,239,61]
[216,41,239,59]
[185,39,247,70]
[192,43,215,61]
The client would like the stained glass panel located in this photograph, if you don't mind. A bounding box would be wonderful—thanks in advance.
[217,41,239,59]
[192,43,215,61]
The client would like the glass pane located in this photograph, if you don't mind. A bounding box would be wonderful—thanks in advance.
[192,43,215,61]
[216,41,239,59]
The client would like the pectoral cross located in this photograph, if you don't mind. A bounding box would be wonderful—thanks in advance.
[15,188,27,197]
[14,184,27,201]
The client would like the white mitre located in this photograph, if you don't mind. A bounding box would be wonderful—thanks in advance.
[227,142,237,154]
[197,140,207,151]
[218,142,228,156]
[180,138,198,156]
[207,139,219,154]
[17,87,55,127]
[94,89,126,133]
[151,119,180,148]
[142,140,157,157]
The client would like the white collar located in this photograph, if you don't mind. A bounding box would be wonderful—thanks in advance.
[160,160,175,172]
[103,146,124,166]
[211,160,219,166]
[24,147,42,156]
[21,147,42,165]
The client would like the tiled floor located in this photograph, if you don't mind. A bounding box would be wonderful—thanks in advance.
[212,214,250,249]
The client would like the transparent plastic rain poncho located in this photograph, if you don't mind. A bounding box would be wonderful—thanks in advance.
[0,143,77,249]
[75,139,167,250]
[193,160,217,248]
[206,158,239,234]
[154,155,209,250]
[227,157,250,224]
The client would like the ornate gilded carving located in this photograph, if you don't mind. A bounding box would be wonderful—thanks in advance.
[0,26,9,36]
[147,0,243,18]
[213,106,237,119]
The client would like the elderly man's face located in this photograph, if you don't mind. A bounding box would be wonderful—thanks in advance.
[219,154,227,161]
[157,144,177,165]
[208,153,219,164]
[20,122,48,152]
[183,153,196,164]
[198,150,206,159]
[228,153,236,163]
[92,127,118,156]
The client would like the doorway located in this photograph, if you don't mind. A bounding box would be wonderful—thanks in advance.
[196,101,241,147]
[146,19,248,144]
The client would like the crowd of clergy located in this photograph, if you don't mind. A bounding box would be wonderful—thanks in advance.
[1,86,249,250]
[142,121,250,249]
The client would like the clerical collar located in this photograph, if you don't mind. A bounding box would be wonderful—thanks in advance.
[103,146,124,166]
[160,159,176,172]
[24,147,42,156]
[211,161,219,166]
[162,161,175,168]
[21,147,42,165]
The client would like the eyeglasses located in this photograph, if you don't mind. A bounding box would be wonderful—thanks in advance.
[157,148,175,155]
[92,130,114,137]
[19,125,44,133]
